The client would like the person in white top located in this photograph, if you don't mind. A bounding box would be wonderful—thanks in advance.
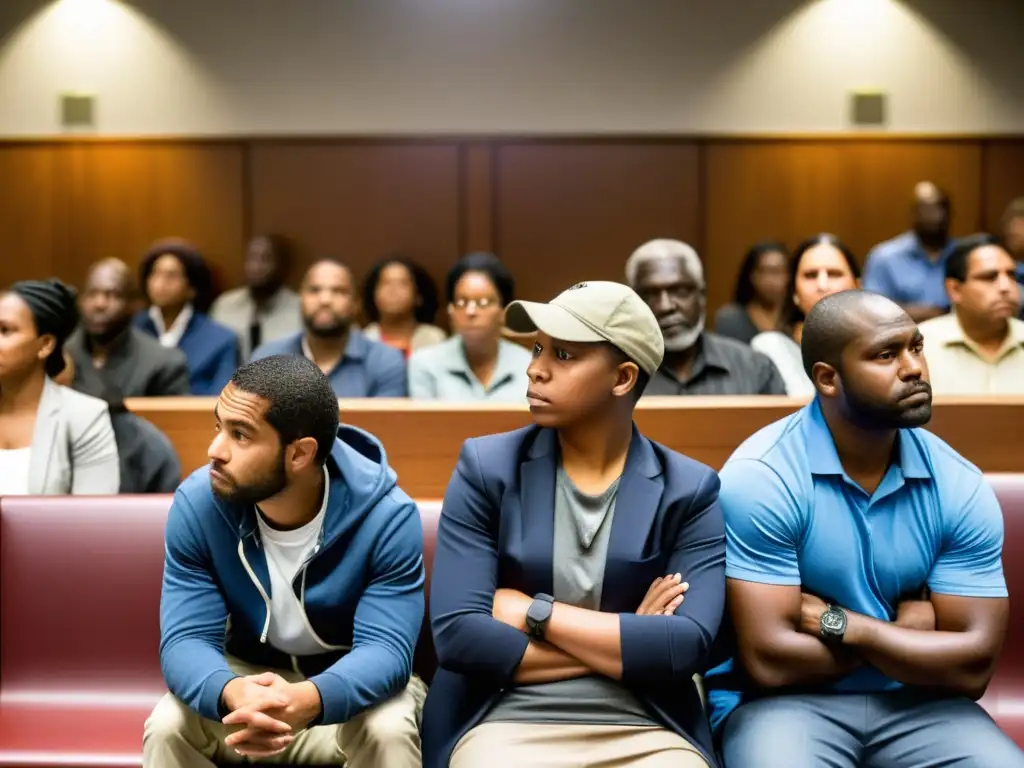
[145,354,426,767]
[0,279,118,495]
[918,234,1024,395]
[751,234,861,397]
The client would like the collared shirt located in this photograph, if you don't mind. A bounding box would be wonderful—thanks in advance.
[863,231,958,309]
[250,330,407,398]
[149,303,194,349]
[702,398,1007,733]
[407,336,532,402]
[209,286,302,362]
[66,326,191,398]
[917,312,1024,395]
[643,332,786,396]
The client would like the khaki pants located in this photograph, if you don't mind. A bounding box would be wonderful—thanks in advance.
[451,722,709,768]
[142,656,426,768]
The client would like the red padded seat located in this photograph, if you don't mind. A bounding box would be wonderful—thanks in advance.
[0,495,442,768]
[979,474,1024,745]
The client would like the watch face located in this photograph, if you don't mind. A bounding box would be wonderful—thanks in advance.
[821,611,845,632]
[820,607,847,638]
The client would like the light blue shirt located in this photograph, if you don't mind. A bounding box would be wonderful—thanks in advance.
[251,330,407,398]
[407,336,532,402]
[862,231,958,310]
[703,398,1007,733]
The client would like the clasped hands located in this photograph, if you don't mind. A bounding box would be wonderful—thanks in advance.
[492,572,690,631]
[218,673,323,757]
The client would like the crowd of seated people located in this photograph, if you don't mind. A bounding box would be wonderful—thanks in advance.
[4,181,1024,502]
[2,179,1024,768]
[127,278,1023,768]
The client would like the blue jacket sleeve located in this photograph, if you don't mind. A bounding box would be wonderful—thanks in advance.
[430,440,531,683]
[159,491,238,720]
[371,348,408,397]
[309,497,425,724]
[208,335,240,395]
[618,468,726,687]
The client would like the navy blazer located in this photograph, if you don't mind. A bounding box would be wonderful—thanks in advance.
[134,311,240,396]
[422,424,726,768]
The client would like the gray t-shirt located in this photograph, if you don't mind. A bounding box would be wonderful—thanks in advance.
[483,466,657,727]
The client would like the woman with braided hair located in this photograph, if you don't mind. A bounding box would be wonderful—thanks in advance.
[0,278,119,494]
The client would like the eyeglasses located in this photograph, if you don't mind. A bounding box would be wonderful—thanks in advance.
[451,297,498,311]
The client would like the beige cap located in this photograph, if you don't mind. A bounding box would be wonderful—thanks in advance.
[505,281,665,376]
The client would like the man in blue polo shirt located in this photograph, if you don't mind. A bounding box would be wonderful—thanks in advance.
[704,289,1023,767]
[863,181,957,322]
[252,259,407,397]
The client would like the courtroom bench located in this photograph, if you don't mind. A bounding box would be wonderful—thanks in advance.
[2,479,1024,766]
[0,495,440,768]
[126,396,1024,499]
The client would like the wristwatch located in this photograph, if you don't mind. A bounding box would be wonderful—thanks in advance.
[819,603,848,641]
[525,593,555,640]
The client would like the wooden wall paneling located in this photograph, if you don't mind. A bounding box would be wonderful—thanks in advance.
[459,142,496,255]
[703,140,983,315]
[981,141,1024,233]
[843,141,982,249]
[492,142,701,302]
[0,145,63,288]
[248,142,462,323]
[61,142,247,291]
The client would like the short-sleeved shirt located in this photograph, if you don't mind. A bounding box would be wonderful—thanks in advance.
[703,398,1007,734]
[862,231,958,310]
[251,330,407,398]
[643,332,787,397]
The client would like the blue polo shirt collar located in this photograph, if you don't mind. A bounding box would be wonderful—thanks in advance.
[803,397,931,483]
[903,231,957,263]
[300,328,367,368]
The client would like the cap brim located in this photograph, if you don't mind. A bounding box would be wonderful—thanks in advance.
[505,301,606,343]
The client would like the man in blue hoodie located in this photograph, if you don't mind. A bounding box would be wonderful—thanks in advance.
[143,354,426,767]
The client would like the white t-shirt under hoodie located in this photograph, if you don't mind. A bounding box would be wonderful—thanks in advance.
[255,466,332,656]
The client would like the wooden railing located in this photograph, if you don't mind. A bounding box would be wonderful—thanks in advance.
[123,396,1024,499]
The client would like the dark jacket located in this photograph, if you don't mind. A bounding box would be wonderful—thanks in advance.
[422,425,726,768]
[112,409,181,494]
[133,311,239,396]
[159,426,425,725]
[67,327,190,398]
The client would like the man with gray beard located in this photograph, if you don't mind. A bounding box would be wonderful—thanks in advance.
[626,240,786,396]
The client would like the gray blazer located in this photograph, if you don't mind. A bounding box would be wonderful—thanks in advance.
[29,378,121,495]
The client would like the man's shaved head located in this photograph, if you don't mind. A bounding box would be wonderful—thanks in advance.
[801,290,902,378]
[86,258,132,291]
[803,289,931,430]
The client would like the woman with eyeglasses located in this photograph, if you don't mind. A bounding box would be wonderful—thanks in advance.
[407,252,532,401]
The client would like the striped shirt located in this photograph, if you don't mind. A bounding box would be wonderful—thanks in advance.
[643,332,786,397]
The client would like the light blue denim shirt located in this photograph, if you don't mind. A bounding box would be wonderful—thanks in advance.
[407,336,532,402]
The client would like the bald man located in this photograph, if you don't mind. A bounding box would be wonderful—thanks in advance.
[863,181,958,322]
[66,258,191,397]
[704,290,1022,767]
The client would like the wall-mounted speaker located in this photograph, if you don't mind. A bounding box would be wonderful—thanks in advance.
[850,90,887,127]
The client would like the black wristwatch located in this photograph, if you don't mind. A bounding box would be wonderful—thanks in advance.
[819,604,848,642]
[525,593,555,640]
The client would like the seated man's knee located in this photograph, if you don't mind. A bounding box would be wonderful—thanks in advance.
[359,698,419,748]
[143,693,201,745]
